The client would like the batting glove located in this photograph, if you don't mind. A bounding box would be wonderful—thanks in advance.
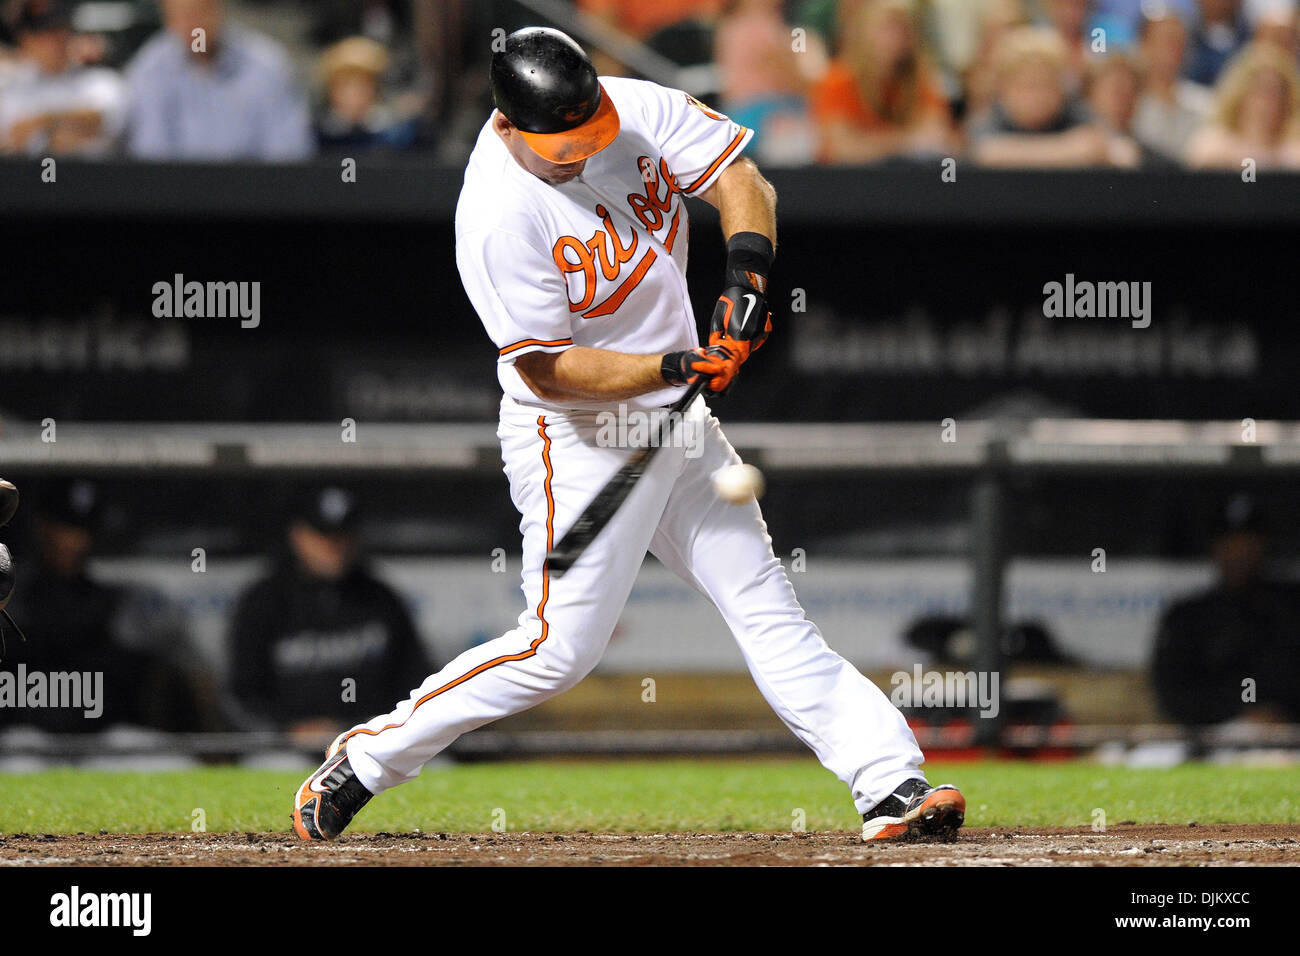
[662,345,740,394]
[708,231,774,363]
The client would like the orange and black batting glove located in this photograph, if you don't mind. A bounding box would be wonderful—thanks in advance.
[708,231,774,364]
[662,344,741,394]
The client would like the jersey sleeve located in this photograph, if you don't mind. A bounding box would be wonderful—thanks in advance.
[456,227,575,363]
[638,81,754,196]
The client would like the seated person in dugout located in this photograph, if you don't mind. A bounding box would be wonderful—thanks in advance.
[225,485,432,747]
[1151,494,1300,728]
[1,479,202,732]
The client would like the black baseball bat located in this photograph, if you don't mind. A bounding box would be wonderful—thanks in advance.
[546,377,709,577]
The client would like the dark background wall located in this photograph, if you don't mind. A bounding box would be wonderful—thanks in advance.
[4,162,1300,560]
[3,162,1298,424]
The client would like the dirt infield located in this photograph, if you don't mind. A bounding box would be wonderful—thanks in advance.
[0,825,1296,866]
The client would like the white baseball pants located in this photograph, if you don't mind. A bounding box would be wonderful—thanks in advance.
[344,395,926,813]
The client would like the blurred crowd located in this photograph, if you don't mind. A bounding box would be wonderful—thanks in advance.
[0,0,472,161]
[683,0,1300,169]
[2,0,1299,168]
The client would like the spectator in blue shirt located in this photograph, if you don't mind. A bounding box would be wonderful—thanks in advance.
[1186,0,1251,86]
[1090,0,1198,45]
[123,0,313,161]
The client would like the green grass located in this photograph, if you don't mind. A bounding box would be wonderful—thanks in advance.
[0,758,1296,834]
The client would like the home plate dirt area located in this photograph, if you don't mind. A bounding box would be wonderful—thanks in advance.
[0,825,1296,866]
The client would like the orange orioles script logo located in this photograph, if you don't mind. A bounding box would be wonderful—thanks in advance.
[552,156,684,319]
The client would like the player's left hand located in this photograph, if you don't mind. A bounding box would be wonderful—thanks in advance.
[710,232,775,363]
[708,285,772,364]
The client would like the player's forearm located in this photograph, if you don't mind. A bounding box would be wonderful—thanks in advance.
[514,346,666,403]
[702,157,777,249]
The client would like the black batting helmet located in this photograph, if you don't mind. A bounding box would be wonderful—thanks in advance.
[490,27,620,164]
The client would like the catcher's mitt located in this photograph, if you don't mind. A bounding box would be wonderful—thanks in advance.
[0,478,25,660]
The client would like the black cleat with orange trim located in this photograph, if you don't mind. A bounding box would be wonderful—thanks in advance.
[292,733,373,841]
[861,779,965,842]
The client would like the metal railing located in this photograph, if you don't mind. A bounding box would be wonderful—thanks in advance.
[0,419,1292,475]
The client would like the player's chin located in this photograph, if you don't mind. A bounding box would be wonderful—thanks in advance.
[542,160,586,183]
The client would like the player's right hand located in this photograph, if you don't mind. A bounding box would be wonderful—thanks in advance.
[661,345,740,394]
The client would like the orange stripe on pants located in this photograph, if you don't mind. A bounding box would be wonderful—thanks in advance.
[343,416,556,744]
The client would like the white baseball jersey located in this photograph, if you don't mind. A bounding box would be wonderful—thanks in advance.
[341,80,930,826]
[455,76,754,412]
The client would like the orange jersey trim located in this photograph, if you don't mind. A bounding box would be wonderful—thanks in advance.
[343,417,556,745]
[499,337,573,357]
[684,128,749,194]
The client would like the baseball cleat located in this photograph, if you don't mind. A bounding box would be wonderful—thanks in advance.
[291,732,373,841]
[861,779,965,842]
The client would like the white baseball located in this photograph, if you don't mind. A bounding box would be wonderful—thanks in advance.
[712,463,765,504]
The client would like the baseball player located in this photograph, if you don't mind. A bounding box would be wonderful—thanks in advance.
[293,27,964,844]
